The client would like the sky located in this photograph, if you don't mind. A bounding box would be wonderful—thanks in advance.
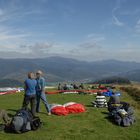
[0,0,140,62]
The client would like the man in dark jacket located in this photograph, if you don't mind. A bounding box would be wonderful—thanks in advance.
[108,92,120,104]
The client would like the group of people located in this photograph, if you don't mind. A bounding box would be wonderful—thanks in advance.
[58,83,84,90]
[0,70,50,132]
[22,70,51,116]
[92,91,135,126]
[0,70,51,131]
[91,91,120,108]
[0,76,134,130]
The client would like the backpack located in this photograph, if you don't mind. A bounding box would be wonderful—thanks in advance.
[31,116,41,130]
[109,106,135,127]
[10,109,41,133]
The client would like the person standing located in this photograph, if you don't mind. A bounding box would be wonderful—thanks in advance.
[58,83,62,90]
[36,70,51,115]
[79,83,84,89]
[22,72,37,116]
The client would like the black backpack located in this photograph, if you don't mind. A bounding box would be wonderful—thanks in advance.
[10,109,41,133]
[31,116,41,130]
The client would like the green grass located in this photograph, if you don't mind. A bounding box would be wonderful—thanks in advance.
[0,88,140,140]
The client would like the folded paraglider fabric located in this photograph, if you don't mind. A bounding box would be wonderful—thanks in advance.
[51,105,68,116]
[50,102,85,115]
[65,103,85,114]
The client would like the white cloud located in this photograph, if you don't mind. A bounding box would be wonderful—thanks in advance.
[0,31,30,41]
[0,7,42,23]
[0,8,3,16]
[137,19,140,24]
[0,25,31,52]
[112,0,124,27]
[0,40,140,62]
[112,15,124,26]
[120,9,140,16]
[79,42,100,49]
[20,42,54,54]
[78,34,105,51]
[135,19,140,33]
[86,34,105,42]
[0,0,139,62]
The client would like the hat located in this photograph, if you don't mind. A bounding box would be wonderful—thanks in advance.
[36,70,43,75]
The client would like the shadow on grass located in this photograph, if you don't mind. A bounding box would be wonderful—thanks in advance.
[101,111,108,115]
[37,112,47,115]
[7,109,48,116]
[7,109,18,112]
[101,111,118,126]
[85,104,93,108]
[7,113,14,118]
[104,116,118,126]
[7,109,18,117]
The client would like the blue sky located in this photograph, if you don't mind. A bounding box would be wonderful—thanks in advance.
[0,0,140,62]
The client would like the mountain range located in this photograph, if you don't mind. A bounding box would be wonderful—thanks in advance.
[0,56,140,86]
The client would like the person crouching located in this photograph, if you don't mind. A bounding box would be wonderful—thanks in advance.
[91,92,107,108]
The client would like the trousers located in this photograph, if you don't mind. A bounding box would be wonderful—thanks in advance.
[36,92,50,113]
[22,94,36,116]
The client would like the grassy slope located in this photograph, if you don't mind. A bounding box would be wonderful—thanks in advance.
[0,87,140,140]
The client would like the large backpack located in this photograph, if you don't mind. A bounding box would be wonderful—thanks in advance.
[10,109,41,133]
[109,106,135,127]
[31,116,41,130]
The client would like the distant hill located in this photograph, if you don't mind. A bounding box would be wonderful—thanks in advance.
[92,76,131,84]
[32,57,140,82]
[0,57,140,86]
[119,69,140,82]
[0,79,23,87]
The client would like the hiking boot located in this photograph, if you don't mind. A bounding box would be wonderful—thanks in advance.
[48,112,51,116]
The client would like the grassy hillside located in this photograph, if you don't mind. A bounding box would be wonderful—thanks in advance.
[0,86,140,140]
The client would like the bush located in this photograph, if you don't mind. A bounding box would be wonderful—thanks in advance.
[93,77,131,85]
[120,87,140,102]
